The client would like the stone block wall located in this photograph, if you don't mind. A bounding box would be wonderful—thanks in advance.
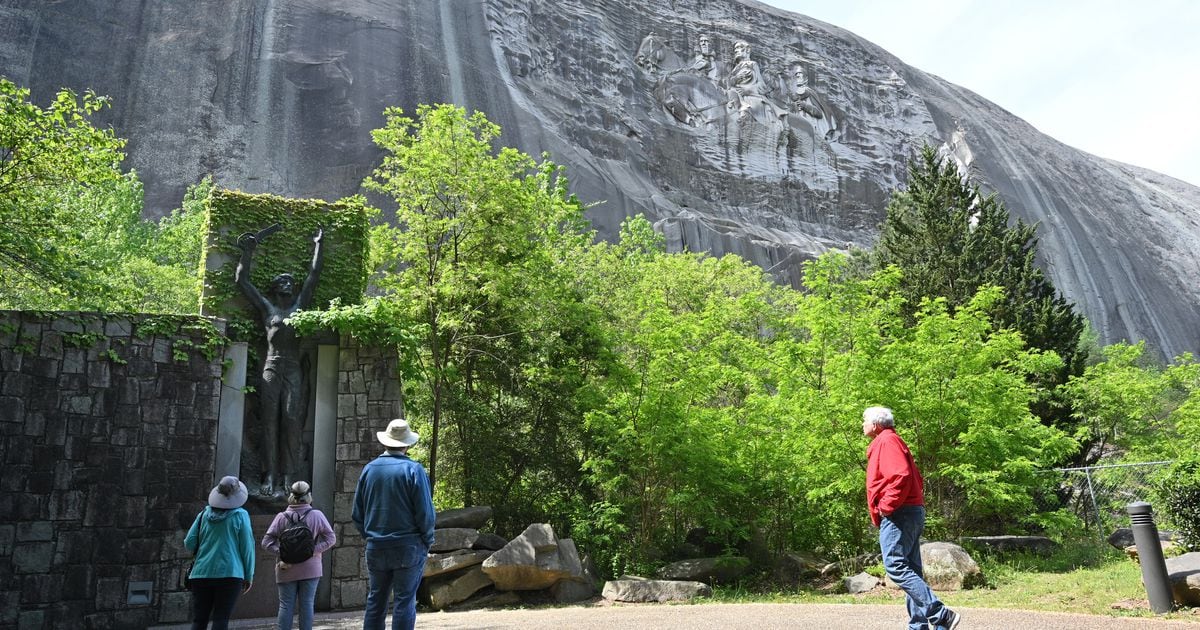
[328,338,403,610]
[0,311,227,628]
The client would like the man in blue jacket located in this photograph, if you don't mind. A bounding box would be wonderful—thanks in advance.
[352,419,436,630]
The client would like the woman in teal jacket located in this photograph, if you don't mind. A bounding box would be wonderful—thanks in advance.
[185,476,256,630]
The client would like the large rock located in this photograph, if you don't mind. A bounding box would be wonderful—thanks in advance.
[422,566,495,610]
[657,556,750,584]
[472,532,510,551]
[773,551,828,583]
[480,524,576,591]
[424,550,493,578]
[5,1,1198,359]
[436,506,494,529]
[432,528,480,553]
[602,578,712,602]
[1108,527,1173,551]
[843,572,879,594]
[960,535,1057,555]
[885,542,983,591]
[445,589,522,611]
[1164,552,1200,607]
[545,539,601,601]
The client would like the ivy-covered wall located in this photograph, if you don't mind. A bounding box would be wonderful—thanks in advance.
[200,188,370,342]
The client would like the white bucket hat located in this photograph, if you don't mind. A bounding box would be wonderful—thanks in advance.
[208,476,248,510]
[377,418,420,448]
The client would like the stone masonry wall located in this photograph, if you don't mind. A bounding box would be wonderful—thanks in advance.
[0,311,227,629]
[328,338,403,610]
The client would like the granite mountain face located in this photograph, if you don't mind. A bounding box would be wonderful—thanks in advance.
[3,0,1197,357]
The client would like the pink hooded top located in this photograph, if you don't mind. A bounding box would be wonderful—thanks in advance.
[261,504,337,583]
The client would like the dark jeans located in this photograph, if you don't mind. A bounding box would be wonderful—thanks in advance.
[190,577,243,630]
[363,542,428,630]
[879,505,949,630]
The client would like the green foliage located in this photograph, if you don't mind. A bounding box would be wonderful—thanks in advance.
[1,78,125,292]
[769,256,1076,549]
[298,104,602,539]
[1156,458,1200,552]
[200,188,370,342]
[1061,342,1200,462]
[1,79,208,312]
[580,230,788,568]
[872,145,1086,434]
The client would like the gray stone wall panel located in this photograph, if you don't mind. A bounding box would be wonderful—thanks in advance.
[0,311,228,627]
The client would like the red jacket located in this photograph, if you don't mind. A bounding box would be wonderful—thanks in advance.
[866,428,924,527]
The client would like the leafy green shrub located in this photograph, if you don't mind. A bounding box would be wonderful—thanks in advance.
[1158,458,1200,552]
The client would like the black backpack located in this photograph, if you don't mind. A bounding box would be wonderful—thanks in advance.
[278,512,315,564]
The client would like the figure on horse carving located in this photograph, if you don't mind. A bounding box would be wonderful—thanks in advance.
[635,32,727,127]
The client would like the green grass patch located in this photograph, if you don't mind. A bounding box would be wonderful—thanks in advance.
[710,543,1198,622]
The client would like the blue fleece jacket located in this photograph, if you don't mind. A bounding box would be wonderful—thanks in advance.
[184,506,256,582]
[352,451,435,549]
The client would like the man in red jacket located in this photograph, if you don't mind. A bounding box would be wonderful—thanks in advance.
[864,406,962,630]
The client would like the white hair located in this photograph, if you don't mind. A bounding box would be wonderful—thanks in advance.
[863,406,895,428]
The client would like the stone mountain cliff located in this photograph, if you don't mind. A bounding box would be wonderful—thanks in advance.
[3,0,1197,357]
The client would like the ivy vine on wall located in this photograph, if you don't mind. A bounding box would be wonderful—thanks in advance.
[199,188,370,344]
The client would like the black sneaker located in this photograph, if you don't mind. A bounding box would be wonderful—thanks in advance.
[939,608,961,630]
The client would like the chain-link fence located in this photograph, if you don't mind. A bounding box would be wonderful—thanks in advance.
[1044,460,1173,543]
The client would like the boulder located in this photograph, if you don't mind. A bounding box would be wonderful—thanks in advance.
[774,551,828,583]
[424,550,493,578]
[885,542,983,591]
[446,589,522,611]
[436,506,494,530]
[481,524,576,590]
[601,578,712,602]
[960,535,1057,555]
[844,572,879,594]
[422,566,494,610]
[549,547,600,602]
[551,577,597,603]
[1108,527,1173,551]
[472,532,510,551]
[1164,551,1200,606]
[432,528,480,553]
[1126,541,1181,563]
[657,556,750,584]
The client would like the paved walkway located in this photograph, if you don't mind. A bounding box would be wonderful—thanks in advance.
[153,602,1199,629]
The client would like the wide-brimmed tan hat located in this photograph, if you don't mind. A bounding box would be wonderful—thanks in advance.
[208,476,248,510]
[377,418,419,448]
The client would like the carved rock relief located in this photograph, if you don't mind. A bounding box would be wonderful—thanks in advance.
[634,31,840,182]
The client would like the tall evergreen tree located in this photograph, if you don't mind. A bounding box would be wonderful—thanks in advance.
[874,145,1086,427]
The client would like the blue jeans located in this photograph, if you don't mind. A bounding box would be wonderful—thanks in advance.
[276,577,318,630]
[363,542,428,630]
[879,505,949,630]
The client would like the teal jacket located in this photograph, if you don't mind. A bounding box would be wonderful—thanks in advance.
[184,506,256,583]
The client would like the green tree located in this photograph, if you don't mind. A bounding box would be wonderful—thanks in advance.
[1,78,126,294]
[293,105,602,532]
[1,79,204,313]
[578,221,789,570]
[766,255,1076,550]
[873,145,1085,429]
[1062,342,1200,463]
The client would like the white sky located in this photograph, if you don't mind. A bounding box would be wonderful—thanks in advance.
[761,0,1200,187]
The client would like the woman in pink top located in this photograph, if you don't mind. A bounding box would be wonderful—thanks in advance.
[261,481,337,630]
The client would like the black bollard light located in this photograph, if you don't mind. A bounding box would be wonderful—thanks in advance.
[1126,501,1175,613]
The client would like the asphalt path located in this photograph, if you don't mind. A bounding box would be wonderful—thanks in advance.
[154,602,1200,629]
